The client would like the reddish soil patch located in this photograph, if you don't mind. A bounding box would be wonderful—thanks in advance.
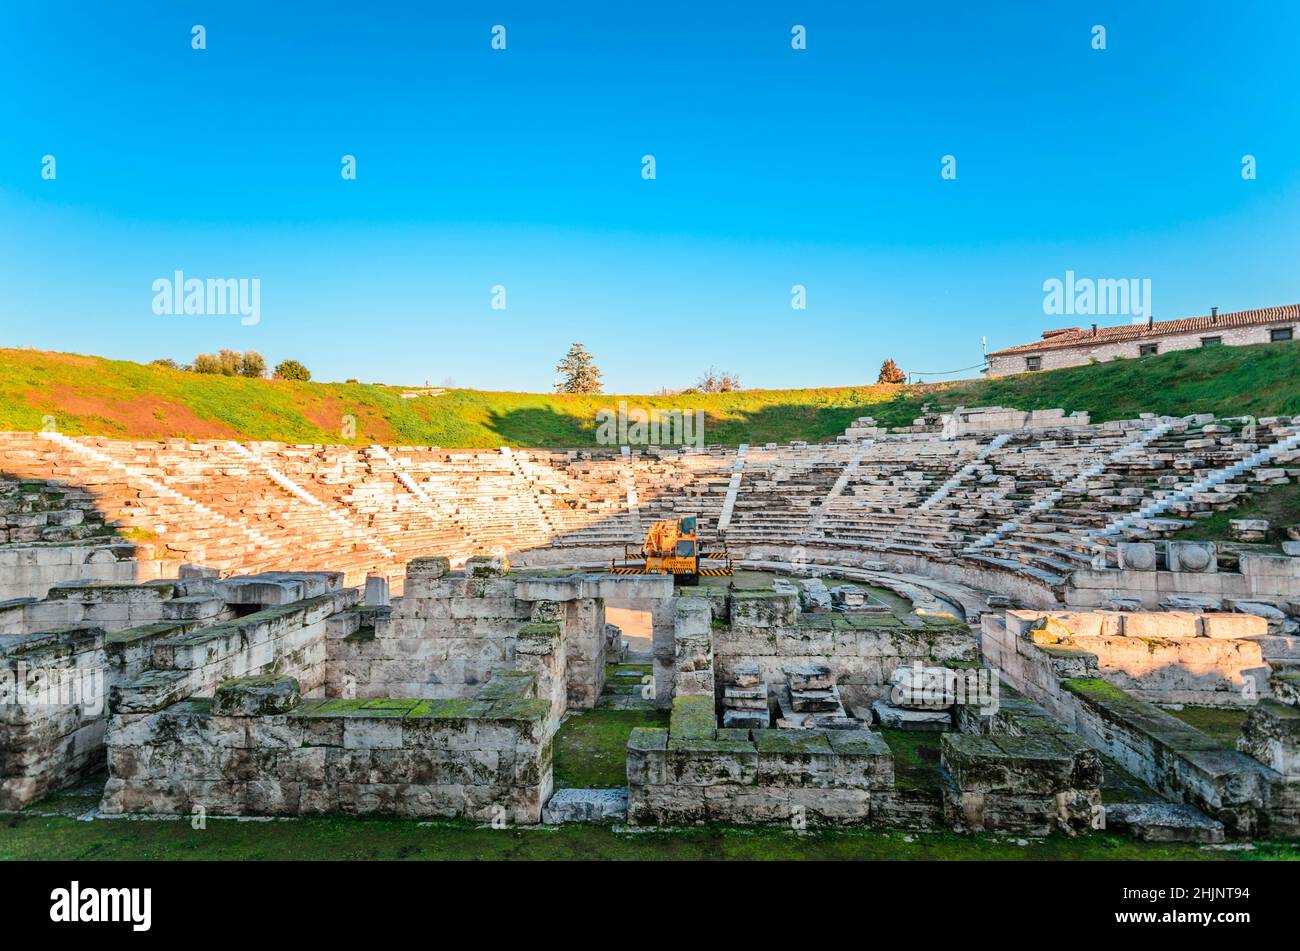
[301,392,397,444]
[29,386,242,439]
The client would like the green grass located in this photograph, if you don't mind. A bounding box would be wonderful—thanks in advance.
[878,728,945,793]
[4,340,1298,447]
[552,707,669,788]
[1166,707,1251,748]
[1167,481,1300,545]
[4,812,1297,861]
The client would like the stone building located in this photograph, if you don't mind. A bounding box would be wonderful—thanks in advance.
[986,303,1299,376]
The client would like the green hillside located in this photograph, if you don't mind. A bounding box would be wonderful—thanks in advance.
[2,342,1298,448]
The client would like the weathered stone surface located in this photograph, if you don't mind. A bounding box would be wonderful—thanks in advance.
[1239,699,1300,779]
[212,675,301,716]
[1168,541,1217,574]
[871,700,950,731]
[784,663,833,691]
[1117,543,1157,571]
[542,787,628,824]
[1104,802,1225,843]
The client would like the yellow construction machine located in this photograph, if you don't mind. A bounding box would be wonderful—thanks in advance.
[610,515,733,583]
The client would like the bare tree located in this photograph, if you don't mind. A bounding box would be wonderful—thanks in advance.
[697,367,741,392]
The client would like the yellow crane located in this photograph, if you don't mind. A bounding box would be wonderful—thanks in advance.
[610,515,733,583]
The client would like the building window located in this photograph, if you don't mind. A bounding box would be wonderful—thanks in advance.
[1139,343,1158,357]
[1200,336,1222,347]
[1025,356,1042,371]
[1270,326,1294,342]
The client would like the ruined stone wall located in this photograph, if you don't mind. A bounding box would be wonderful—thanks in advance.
[101,671,552,821]
[0,576,244,810]
[989,609,1271,707]
[705,589,975,711]
[328,558,670,717]
[950,690,1103,836]
[115,589,356,714]
[1066,556,1300,612]
[981,610,1292,836]
[627,695,895,826]
[627,690,1099,834]
[0,543,152,603]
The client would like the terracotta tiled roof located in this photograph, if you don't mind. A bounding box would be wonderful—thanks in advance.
[987,304,1300,357]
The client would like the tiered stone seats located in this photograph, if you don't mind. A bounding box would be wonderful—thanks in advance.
[2,411,1295,594]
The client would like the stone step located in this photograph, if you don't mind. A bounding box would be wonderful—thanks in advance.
[1104,802,1226,844]
[542,787,628,824]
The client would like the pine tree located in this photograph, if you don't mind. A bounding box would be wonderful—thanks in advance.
[877,358,906,384]
[554,343,604,394]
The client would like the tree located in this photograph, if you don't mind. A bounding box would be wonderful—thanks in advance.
[877,358,906,384]
[697,367,741,392]
[239,351,266,378]
[554,343,603,394]
[150,358,181,370]
[191,352,223,374]
[190,349,265,377]
[274,359,311,381]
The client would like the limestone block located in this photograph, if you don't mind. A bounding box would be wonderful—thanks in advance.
[1120,612,1201,639]
[407,556,450,580]
[1200,613,1268,638]
[703,784,791,823]
[871,700,951,731]
[784,663,833,691]
[1118,543,1157,571]
[826,729,894,789]
[364,574,390,607]
[530,600,563,623]
[1238,700,1300,779]
[213,675,301,716]
[1103,802,1225,843]
[1167,541,1217,574]
[220,577,304,606]
[542,787,627,824]
[1230,519,1270,542]
[464,555,509,577]
[1227,600,1291,635]
[729,591,799,629]
[516,621,560,656]
[665,738,757,786]
[754,729,835,787]
[942,733,1075,796]
[627,727,669,785]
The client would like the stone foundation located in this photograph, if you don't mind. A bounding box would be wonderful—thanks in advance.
[101,671,552,821]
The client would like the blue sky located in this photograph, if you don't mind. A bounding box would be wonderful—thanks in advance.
[2,2,1298,391]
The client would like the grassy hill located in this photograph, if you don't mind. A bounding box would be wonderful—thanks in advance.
[2,342,1298,448]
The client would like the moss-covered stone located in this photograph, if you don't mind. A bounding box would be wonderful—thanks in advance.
[212,674,301,716]
[405,698,493,719]
[1062,677,1130,703]
[669,694,717,740]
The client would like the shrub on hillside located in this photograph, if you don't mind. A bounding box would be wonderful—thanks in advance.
[191,349,266,378]
[274,359,311,381]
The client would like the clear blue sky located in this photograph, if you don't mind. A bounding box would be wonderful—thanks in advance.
[2,2,1298,391]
